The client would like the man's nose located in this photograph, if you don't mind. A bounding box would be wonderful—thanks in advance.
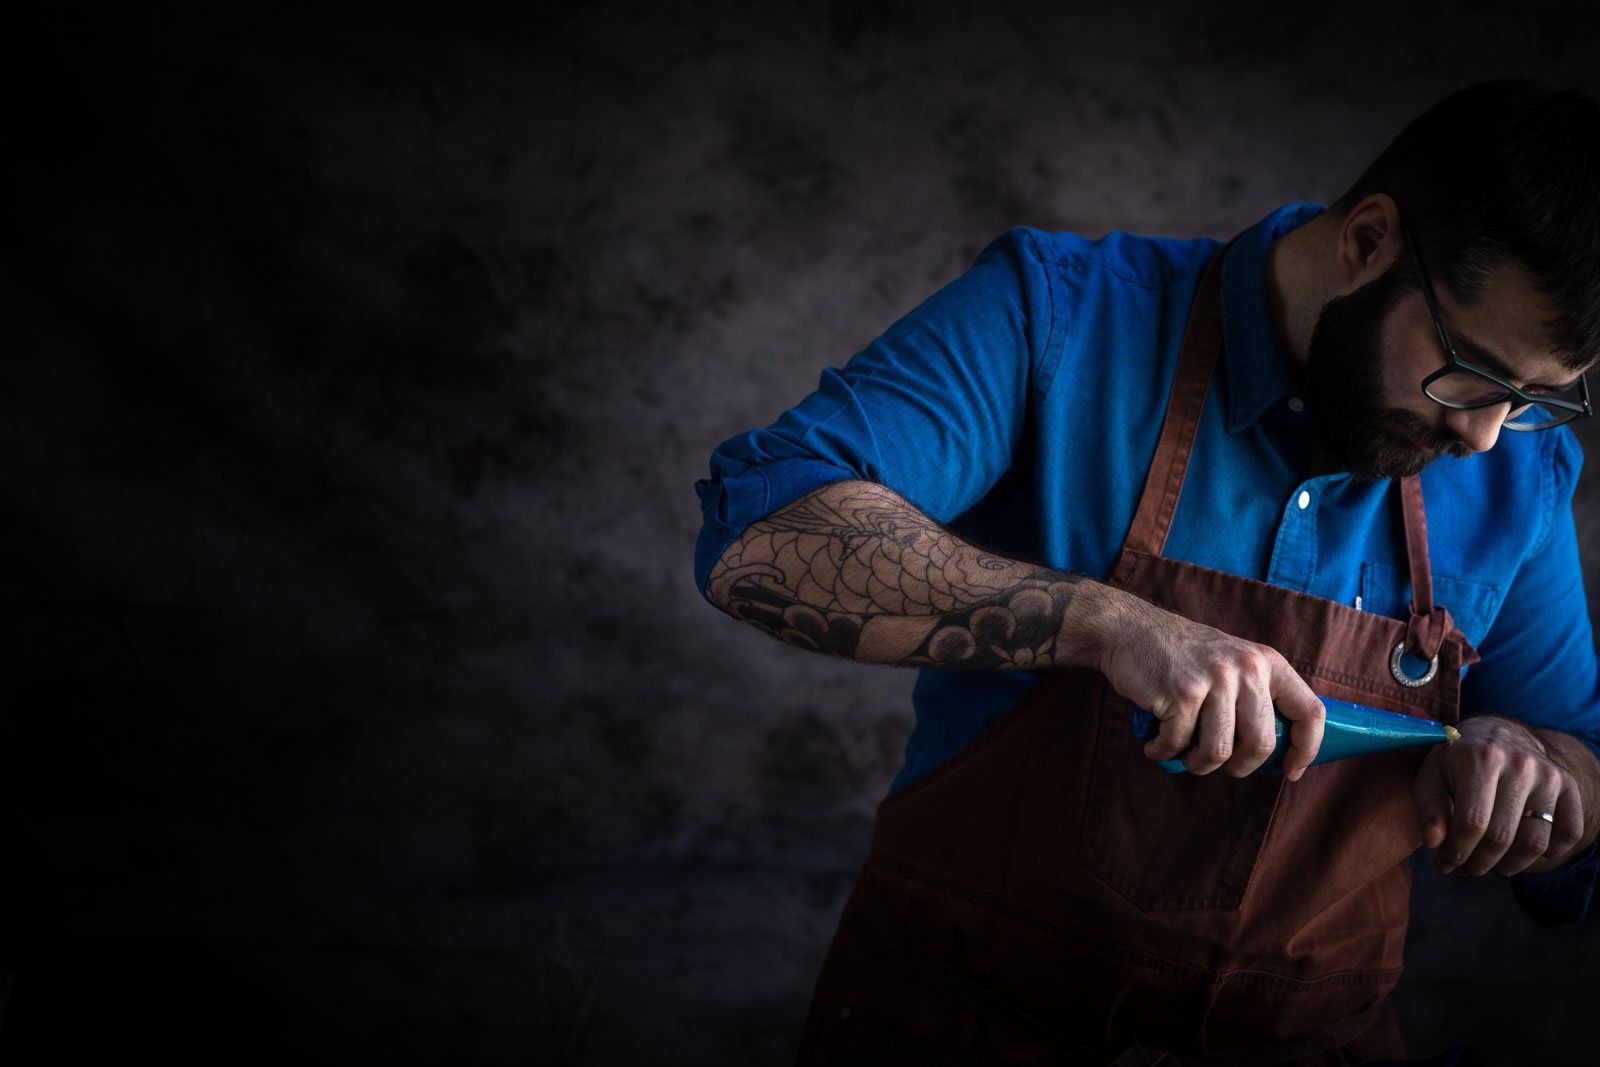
[1442,404,1509,453]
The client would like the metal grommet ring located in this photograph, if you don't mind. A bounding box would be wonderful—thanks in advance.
[1390,641,1439,688]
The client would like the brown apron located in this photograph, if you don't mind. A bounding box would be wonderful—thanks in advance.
[794,251,1480,1066]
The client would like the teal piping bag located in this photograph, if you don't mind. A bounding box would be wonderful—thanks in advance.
[1129,697,1460,775]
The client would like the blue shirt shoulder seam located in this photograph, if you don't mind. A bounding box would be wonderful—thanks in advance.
[1026,242,1208,403]
[1027,246,1205,291]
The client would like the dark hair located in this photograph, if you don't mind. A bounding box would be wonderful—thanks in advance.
[1331,80,1600,370]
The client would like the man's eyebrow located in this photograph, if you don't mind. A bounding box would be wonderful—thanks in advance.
[1452,334,1580,391]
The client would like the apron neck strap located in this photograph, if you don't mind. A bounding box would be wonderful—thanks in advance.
[1400,474,1435,619]
[1399,473,1475,664]
[1120,250,1225,558]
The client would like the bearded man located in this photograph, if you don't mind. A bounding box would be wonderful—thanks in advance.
[694,80,1600,1064]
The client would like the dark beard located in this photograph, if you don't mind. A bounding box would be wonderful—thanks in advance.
[1304,263,1472,480]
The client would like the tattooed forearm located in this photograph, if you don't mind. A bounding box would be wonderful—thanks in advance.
[705,480,1107,670]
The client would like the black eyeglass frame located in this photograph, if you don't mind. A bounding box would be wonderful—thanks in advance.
[1404,228,1591,432]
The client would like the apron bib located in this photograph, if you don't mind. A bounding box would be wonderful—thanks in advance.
[795,250,1478,1066]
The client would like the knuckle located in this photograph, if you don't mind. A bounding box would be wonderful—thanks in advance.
[1507,751,1538,778]
[1467,747,1503,774]
[1484,825,1517,850]
[1460,809,1492,836]
[1155,703,1190,731]
[1158,698,1190,725]
[1244,733,1275,759]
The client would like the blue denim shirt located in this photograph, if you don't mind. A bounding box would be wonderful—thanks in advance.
[695,203,1600,922]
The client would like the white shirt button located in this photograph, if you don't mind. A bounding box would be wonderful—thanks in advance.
[1297,490,1311,510]
[1287,396,1305,413]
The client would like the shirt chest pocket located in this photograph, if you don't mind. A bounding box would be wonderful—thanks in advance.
[1359,561,1501,649]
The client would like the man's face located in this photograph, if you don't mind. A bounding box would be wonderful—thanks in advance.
[1306,255,1575,480]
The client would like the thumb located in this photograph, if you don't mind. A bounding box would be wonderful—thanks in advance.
[1413,748,1452,850]
[1269,657,1324,781]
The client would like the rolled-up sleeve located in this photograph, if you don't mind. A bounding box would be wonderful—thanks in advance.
[694,229,1055,597]
[1466,428,1600,922]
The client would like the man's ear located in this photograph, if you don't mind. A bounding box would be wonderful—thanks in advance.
[1332,194,1403,293]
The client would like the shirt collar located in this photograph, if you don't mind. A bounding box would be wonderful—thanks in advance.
[1219,202,1327,432]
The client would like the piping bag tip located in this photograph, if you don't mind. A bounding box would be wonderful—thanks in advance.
[1444,725,1460,744]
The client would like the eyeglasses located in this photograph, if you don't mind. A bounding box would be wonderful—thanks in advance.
[1406,229,1590,431]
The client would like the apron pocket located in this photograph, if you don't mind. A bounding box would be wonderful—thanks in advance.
[1079,687,1283,912]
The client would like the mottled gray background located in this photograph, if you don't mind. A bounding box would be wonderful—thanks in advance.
[6,3,1600,1064]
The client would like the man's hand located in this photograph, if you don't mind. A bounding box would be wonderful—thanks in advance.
[1414,715,1587,877]
[1094,592,1325,780]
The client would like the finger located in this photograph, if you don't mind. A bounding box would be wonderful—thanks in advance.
[1492,775,1561,877]
[1437,766,1499,875]
[1222,675,1276,778]
[1143,698,1198,761]
[1413,746,1452,851]
[1518,769,1585,873]
[1268,656,1323,781]
[1185,682,1238,776]
[1457,766,1533,876]
[1548,775,1587,865]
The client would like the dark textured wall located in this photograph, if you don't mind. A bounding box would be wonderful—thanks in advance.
[7,4,1600,1064]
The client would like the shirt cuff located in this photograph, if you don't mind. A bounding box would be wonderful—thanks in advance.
[1509,830,1600,926]
[1574,734,1600,772]
[693,458,862,598]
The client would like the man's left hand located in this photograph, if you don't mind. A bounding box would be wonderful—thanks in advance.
[1414,715,1587,877]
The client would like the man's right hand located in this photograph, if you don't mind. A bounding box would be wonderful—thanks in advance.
[1093,589,1325,780]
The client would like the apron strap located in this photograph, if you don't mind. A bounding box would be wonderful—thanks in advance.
[1121,251,1227,559]
[1399,474,1479,667]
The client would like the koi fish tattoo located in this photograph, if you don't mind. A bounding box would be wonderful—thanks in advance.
[706,482,1082,668]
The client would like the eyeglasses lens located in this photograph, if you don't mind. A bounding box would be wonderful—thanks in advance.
[1424,372,1511,407]
[1504,405,1579,430]
[1424,370,1584,430]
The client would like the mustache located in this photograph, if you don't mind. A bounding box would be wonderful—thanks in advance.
[1382,408,1473,458]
